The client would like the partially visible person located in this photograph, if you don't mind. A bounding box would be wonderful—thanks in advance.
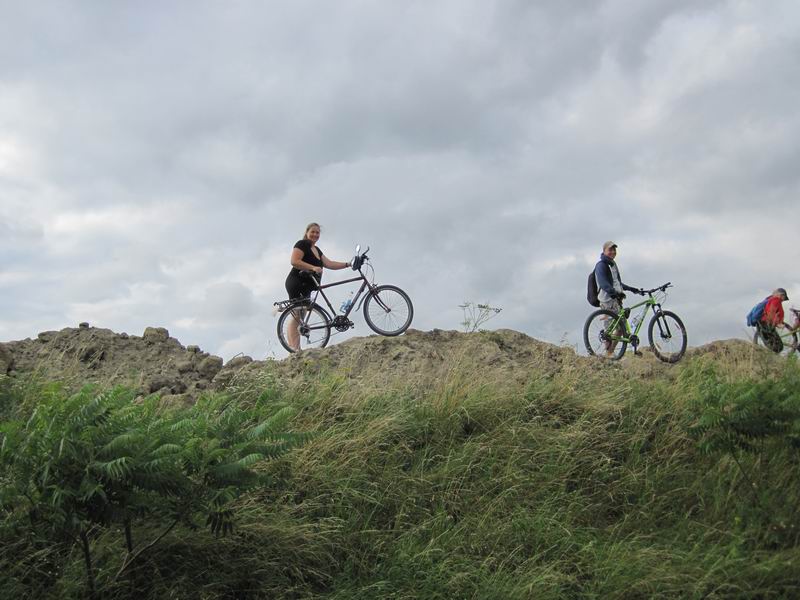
[594,241,639,314]
[757,287,789,353]
[284,222,350,351]
[763,287,789,326]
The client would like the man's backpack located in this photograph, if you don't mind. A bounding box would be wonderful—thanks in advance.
[746,297,770,327]
[587,270,600,307]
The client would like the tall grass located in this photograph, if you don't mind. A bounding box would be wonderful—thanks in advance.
[2,344,799,598]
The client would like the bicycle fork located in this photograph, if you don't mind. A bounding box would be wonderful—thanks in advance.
[651,308,673,341]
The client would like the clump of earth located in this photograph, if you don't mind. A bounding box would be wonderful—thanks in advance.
[0,323,248,406]
[0,323,767,404]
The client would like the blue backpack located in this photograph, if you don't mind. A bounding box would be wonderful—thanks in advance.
[746,297,770,327]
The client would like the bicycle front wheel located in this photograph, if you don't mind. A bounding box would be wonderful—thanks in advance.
[584,309,627,360]
[648,310,687,363]
[363,285,413,336]
[277,301,331,353]
[753,322,798,356]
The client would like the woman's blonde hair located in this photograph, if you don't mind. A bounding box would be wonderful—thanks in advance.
[303,222,321,240]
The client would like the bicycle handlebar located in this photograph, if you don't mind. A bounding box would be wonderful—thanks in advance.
[640,282,672,295]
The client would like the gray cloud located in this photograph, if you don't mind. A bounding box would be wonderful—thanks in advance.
[1,1,798,359]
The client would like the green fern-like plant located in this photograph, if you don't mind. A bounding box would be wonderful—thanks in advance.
[0,384,308,597]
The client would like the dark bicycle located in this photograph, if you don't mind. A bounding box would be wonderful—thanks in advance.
[752,307,799,356]
[274,245,414,353]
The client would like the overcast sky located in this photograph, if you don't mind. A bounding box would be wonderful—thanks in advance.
[1,0,798,360]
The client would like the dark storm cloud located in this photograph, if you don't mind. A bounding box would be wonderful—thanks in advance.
[1,0,798,358]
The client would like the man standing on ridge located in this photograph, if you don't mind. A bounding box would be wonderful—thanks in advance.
[595,241,640,355]
[595,241,639,314]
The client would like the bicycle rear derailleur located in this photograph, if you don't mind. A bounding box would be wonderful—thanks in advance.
[332,315,354,332]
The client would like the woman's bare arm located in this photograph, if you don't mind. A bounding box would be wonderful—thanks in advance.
[322,255,350,270]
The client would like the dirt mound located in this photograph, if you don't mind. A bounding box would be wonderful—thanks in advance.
[0,323,238,405]
[219,328,703,394]
[1,325,774,403]
[262,328,580,387]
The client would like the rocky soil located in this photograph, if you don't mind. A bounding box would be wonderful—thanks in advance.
[1,323,769,405]
[0,323,250,405]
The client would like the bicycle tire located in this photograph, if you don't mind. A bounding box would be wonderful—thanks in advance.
[363,285,414,336]
[648,310,687,363]
[277,301,331,353]
[753,322,798,356]
[584,309,627,360]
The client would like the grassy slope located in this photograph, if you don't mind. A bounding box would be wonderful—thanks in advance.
[2,334,799,599]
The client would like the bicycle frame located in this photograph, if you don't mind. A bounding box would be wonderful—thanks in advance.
[756,310,799,341]
[311,274,373,319]
[767,325,799,343]
[289,269,388,333]
[605,294,670,343]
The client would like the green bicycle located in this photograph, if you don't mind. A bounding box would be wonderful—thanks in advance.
[583,282,688,363]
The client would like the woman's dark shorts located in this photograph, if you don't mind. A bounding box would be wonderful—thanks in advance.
[285,272,317,300]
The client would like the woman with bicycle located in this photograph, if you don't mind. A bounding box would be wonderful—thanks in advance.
[284,223,351,351]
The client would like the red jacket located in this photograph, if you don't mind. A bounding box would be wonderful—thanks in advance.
[762,296,784,326]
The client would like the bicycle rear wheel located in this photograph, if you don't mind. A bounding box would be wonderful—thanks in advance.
[277,301,331,353]
[363,285,413,336]
[648,310,687,363]
[584,309,627,360]
[753,322,797,356]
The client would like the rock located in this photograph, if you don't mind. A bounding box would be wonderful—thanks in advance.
[145,375,185,394]
[187,345,200,353]
[37,331,57,343]
[79,322,90,329]
[212,370,234,387]
[197,355,224,379]
[166,337,183,348]
[225,355,253,369]
[0,343,13,374]
[176,359,195,374]
[120,332,129,339]
[143,327,169,343]
[78,345,106,365]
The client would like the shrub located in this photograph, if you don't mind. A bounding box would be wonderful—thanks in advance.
[0,385,307,598]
